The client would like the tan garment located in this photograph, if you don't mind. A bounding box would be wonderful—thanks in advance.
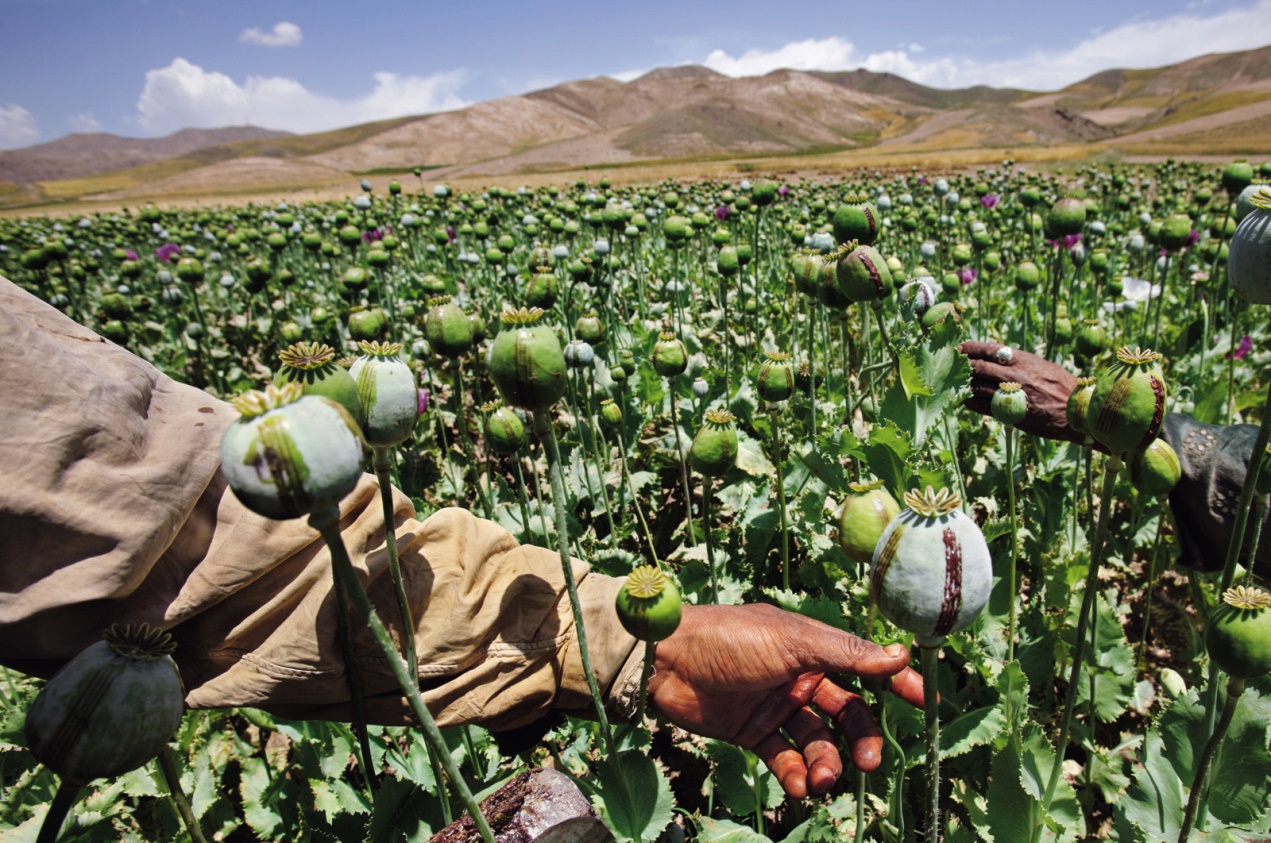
[0,277,642,731]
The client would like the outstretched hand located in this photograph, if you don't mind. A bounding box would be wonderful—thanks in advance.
[960,340,1083,444]
[647,604,924,799]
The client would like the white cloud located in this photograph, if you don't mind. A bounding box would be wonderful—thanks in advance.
[239,22,302,48]
[68,112,102,133]
[135,58,468,135]
[698,0,1271,91]
[0,104,38,150]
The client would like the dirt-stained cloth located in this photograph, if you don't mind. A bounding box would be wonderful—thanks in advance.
[0,276,641,731]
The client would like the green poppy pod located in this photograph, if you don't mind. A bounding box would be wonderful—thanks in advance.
[1075,318,1108,359]
[1053,314,1074,346]
[525,269,559,309]
[652,332,689,378]
[1159,212,1193,252]
[832,196,880,246]
[487,307,568,411]
[756,350,795,403]
[276,342,364,423]
[689,409,738,478]
[484,403,528,455]
[575,312,604,344]
[790,252,822,297]
[26,624,185,786]
[1087,346,1168,455]
[424,296,474,358]
[836,244,894,303]
[347,307,386,342]
[1228,187,1271,304]
[921,301,963,331]
[599,398,623,429]
[1014,261,1041,291]
[616,566,682,642]
[350,341,421,448]
[1046,197,1086,237]
[836,479,901,565]
[871,487,992,647]
[991,382,1028,426]
[338,224,363,247]
[717,245,740,277]
[220,383,365,520]
[1223,160,1255,197]
[1206,586,1271,678]
[662,215,692,245]
[175,256,204,284]
[1128,438,1181,497]
[1066,376,1097,437]
[751,179,779,207]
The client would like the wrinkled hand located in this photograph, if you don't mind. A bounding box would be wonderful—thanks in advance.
[960,340,1083,444]
[648,604,924,799]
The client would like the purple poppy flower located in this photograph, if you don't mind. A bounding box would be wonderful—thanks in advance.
[417,388,429,415]
[123,248,138,261]
[957,267,977,285]
[917,176,928,186]
[446,226,456,243]
[1049,233,1083,250]
[361,227,384,244]
[1235,335,1253,360]
[778,184,790,198]
[1187,228,1200,248]
[981,194,1000,209]
[155,242,181,263]
[715,204,732,221]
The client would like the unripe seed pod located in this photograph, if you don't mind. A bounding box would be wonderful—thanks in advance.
[424,296,474,358]
[836,244,894,303]
[1228,187,1271,304]
[651,332,689,378]
[1087,347,1167,455]
[756,350,795,403]
[717,244,740,277]
[276,342,364,423]
[833,195,880,246]
[220,383,365,520]
[615,565,682,642]
[1075,318,1108,359]
[525,269,559,309]
[692,378,710,399]
[991,382,1028,426]
[871,487,992,647]
[564,338,595,369]
[175,257,204,284]
[1046,197,1086,237]
[1223,160,1255,196]
[1014,261,1041,291]
[1067,376,1097,437]
[690,409,738,478]
[350,341,421,447]
[484,402,528,455]
[487,306,568,410]
[751,179,779,207]
[1159,212,1193,252]
[575,312,604,344]
[599,397,623,429]
[26,624,185,785]
[1206,585,1271,678]
[1128,438,1181,497]
[348,307,386,342]
[836,479,901,565]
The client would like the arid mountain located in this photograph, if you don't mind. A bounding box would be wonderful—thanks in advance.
[0,126,290,184]
[5,44,1271,206]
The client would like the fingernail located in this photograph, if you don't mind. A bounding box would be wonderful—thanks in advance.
[883,643,907,658]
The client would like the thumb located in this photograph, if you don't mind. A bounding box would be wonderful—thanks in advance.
[802,632,912,679]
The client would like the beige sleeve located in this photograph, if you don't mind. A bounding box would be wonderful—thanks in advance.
[0,276,640,732]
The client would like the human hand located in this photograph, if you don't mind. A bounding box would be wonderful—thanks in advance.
[647,604,923,799]
[960,340,1083,444]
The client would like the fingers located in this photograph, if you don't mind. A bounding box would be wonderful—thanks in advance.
[811,681,884,771]
[886,667,926,709]
[752,708,842,799]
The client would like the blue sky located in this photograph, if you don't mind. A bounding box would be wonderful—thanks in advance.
[2,0,1271,150]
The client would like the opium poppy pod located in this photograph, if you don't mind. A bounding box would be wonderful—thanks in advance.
[424,296,474,358]
[1128,438,1181,497]
[871,487,992,647]
[1228,187,1271,305]
[837,479,901,565]
[651,332,689,378]
[756,350,795,403]
[484,403,528,455]
[1206,585,1271,679]
[487,306,567,411]
[1046,197,1086,238]
[25,624,185,786]
[1087,346,1168,456]
[990,382,1028,426]
[350,341,421,448]
[615,566,683,642]
[220,383,365,521]
[832,195,880,246]
[275,341,364,423]
[689,409,738,478]
[836,244,893,303]
[1066,376,1097,437]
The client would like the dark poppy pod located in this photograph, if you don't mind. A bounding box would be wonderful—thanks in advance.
[424,297,474,358]
[485,404,528,455]
[1228,188,1271,305]
[615,566,682,642]
[871,487,992,647]
[689,409,738,478]
[350,341,421,448]
[1223,160,1255,197]
[991,382,1028,426]
[220,383,365,520]
[576,313,604,344]
[1158,212,1193,252]
[652,332,689,378]
[1206,586,1271,678]
[832,196,880,246]
[175,257,204,284]
[1046,197,1086,237]
[836,244,893,303]
[1088,347,1168,455]
[1066,377,1097,437]
[836,479,901,565]
[276,342,364,423]
[751,179,779,207]
[756,350,795,403]
[487,306,568,411]
[1128,438,1181,497]
[26,625,185,786]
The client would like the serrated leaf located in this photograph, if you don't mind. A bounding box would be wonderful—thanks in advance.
[862,422,912,498]
[735,434,775,478]
[592,750,673,842]
[708,741,783,818]
[695,816,772,843]
[239,757,284,840]
[764,589,850,631]
[942,705,1007,760]
[898,348,932,398]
